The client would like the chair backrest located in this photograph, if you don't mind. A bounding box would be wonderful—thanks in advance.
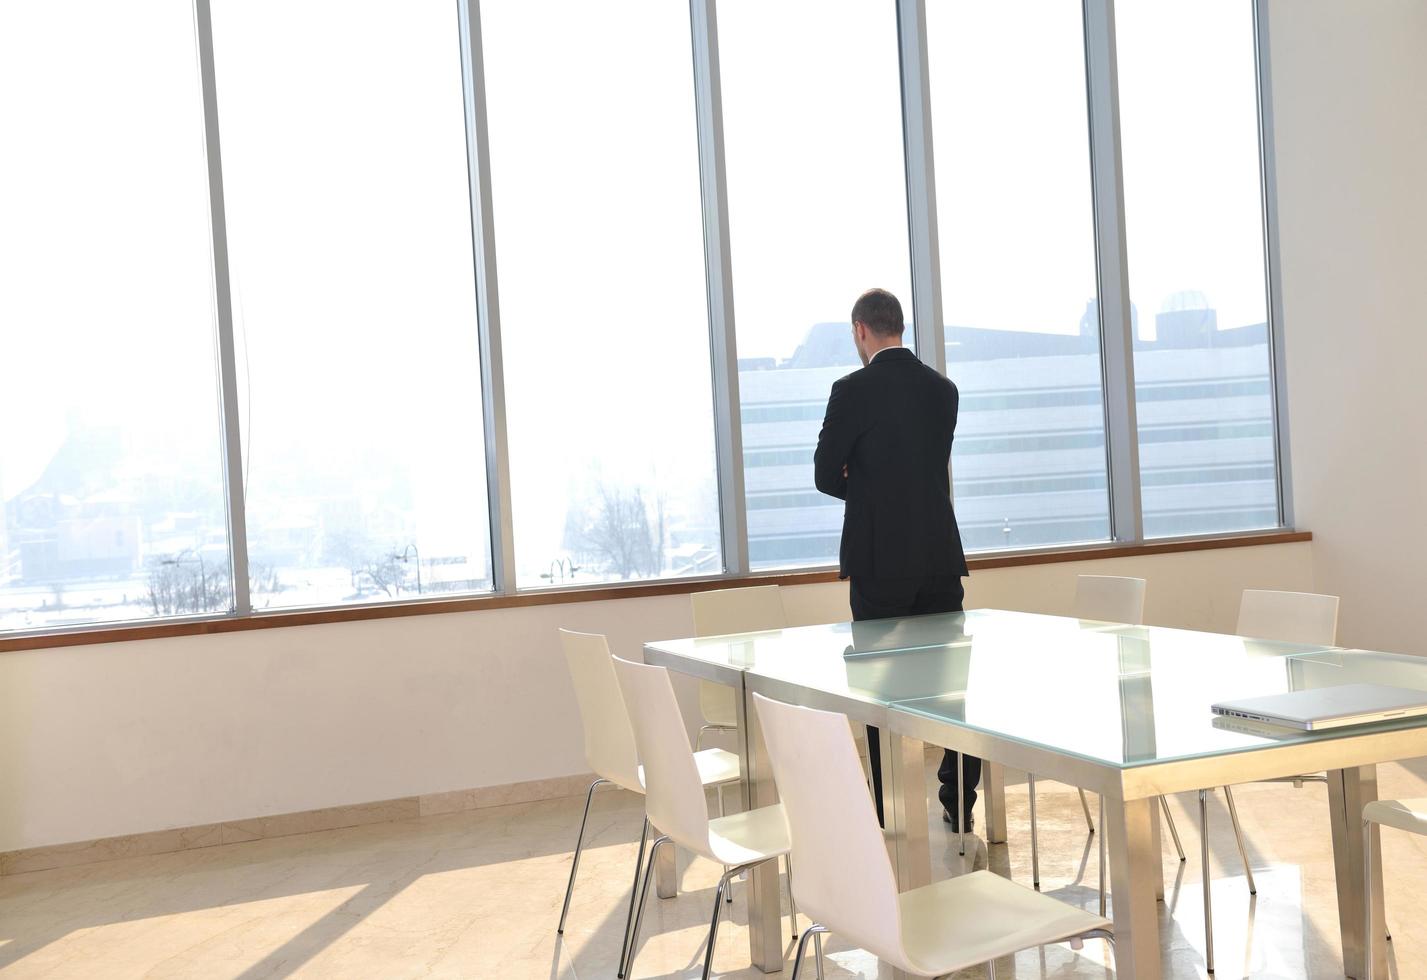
[611,655,715,858]
[752,693,909,972]
[692,586,787,725]
[1237,590,1340,646]
[691,585,787,636]
[1073,574,1146,625]
[558,629,641,792]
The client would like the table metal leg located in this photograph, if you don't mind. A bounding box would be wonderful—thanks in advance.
[983,761,1008,844]
[1328,765,1386,980]
[1107,796,1163,980]
[736,678,784,974]
[881,731,932,892]
[880,729,931,980]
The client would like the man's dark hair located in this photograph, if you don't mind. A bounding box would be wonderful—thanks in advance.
[850,288,905,337]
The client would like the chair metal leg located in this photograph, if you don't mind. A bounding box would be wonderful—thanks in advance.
[1028,774,1041,889]
[785,854,798,939]
[790,923,829,980]
[557,777,608,936]
[1200,789,1215,974]
[702,868,736,980]
[616,816,650,979]
[717,788,733,904]
[988,958,997,979]
[623,836,670,980]
[1161,796,1186,862]
[1223,786,1257,895]
[1079,787,1096,834]
[1098,792,1107,917]
[814,930,825,980]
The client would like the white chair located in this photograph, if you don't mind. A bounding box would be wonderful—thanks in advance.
[1238,589,1339,647]
[1195,589,1341,973]
[690,585,787,749]
[556,630,740,978]
[1072,574,1147,625]
[753,692,1112,978]
[1029,576,1188,890]
[1362,797,1420,979]
[613,655,795,980]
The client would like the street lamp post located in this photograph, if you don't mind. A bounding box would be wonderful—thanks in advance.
[540,557,580,584]
[394,544,422,594]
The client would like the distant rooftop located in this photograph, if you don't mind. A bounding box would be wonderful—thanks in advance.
[759,300,1267,371]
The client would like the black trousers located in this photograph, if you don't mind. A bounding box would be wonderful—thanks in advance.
[850,575,981,831]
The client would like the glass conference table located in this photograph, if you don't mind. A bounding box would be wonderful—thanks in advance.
[644,609,1427,979]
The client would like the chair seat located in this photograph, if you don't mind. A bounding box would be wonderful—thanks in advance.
[704,803,792,867]
[1364,798,1427,836]
[694,748,741,786]
[898,871,1111,976]
[635,747,740,795]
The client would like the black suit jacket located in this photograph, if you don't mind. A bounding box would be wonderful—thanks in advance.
[813,347,968,582]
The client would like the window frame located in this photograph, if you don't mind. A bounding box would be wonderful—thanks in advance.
[0,0,1293,640]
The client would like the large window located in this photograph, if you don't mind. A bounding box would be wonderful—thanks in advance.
[482,0,722,587]
[0,3,1295,638]
[1116,0,1280,537]
[719,0,914,570]
[928,0,1112,552]
[0,2,231,630]
[211,0,494,607]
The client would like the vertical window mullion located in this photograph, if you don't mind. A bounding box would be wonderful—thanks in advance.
[1252,0,1294,528]
[457,0,517,593]
[1083,0,1143,543]
[194,0,250,614]
[689,0,749,577]
[897,0,946,378]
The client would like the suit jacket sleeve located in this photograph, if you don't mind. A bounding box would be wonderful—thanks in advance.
[814,378,861,501]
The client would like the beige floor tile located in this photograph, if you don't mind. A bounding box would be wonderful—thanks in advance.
[3,761,1427,978]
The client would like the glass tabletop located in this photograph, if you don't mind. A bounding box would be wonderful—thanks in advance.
[647,608,1121,664]
[645,608,1121,696]
[646,609,1427,769]
[893,630,1427,768]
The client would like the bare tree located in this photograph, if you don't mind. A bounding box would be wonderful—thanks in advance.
[322,526,410,597]
[566,483,664,579]
[145,551,228,614]
[360,552,408,597]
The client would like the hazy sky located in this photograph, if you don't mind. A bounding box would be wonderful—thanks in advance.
[719,0,914,361]
[0,1,223,501]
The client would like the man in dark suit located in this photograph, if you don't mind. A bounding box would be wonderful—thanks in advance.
[813,287,977,832]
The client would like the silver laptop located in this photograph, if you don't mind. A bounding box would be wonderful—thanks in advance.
[1211,683,1427,731]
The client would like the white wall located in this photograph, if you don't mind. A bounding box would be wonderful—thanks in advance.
[1268,0,1427,653]
[0,542,1311,852]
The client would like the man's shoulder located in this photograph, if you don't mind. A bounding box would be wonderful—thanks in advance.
[833,355,958,398]
[828,364,875,397]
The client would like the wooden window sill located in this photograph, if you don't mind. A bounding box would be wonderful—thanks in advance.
[0,529,1311,653]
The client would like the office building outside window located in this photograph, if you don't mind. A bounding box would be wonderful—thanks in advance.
[927,0,1114,552]
[719,0,915,570]
[1117,0,1281,537]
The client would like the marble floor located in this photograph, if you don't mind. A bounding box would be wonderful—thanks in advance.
[4,760,1427,979]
